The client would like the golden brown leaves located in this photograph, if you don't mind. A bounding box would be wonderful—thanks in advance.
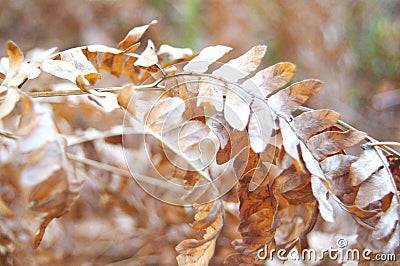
[1,22,399,265]
[0,91,82,250]
[176,200,223,266]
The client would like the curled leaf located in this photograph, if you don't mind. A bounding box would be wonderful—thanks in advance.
[118,20,157,50]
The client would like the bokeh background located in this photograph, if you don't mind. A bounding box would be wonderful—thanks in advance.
[1,0,399,140]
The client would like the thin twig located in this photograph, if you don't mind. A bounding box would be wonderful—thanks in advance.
[66,127,143,146]
[0,129,19,139]
[368,141,400,148]
[67,152,186,193]
[0,80,165,102]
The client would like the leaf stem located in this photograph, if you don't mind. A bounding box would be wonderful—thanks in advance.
[0,81,165,102]
[67,152,185,193]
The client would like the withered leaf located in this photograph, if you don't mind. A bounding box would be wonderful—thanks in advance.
[248,98,274,153]
[117,84,136,115]
[117,20,158,50]
[212,112,230,149]
[350,148,385,186]
[2,42,55,88]
[176,201,223,266]
[213,45,267,82]
[0,88,20,119]
[43,48,101,86]
[272,165,309,194]
[145,97,185,134]
[320,154,357,180]
[300,142,326,180]
[242,62,296,98]
[307,130,367,161]
[224,89,251,131]
[122,56,140,83]
[6,41,24,77]
[279,117,304,173]
[158,44,193,61]
[177,120,211,161]
[311,175,334,222]
[268,79,323,116]
[197,80,226,112]
[100,52,124,77]
[183,45,232,73]
[355,168,395,208]
[59,48,100,83]
[293,109,340,140]
[373,195,399,240]
[134,40,159,68]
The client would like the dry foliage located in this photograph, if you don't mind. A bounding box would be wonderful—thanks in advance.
[0,21,399,265]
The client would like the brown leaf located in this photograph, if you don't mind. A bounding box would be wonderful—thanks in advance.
[373,195,399,241]
[311,175,334,222]
[321,154,357,180]
[6,41,24,76]
[166,76,205,123]
[122,56,140,83]
[300,142,326,182]
[158,44,193,61]
[177,120,211,161]
[0,88,20,119]
[117,84,136,116]
[134,40,159,68]
[0,197,15,218]
[350,148,385,186]
[355,168,395,208]
[279,117,305,173]
[197,80,226,112]
[268,79,323,116]
[100,52,124,77]
[215,127,249,165]
[228,148,278,262]
[224,89,251,130]
[2,43,55,88]
[272,165,309,194]
[281,182,316,204]
[176,200,223,266]
[117,20,157,50]
[243,62,296,98]
[293,109,340,140]
[248,98,274,153]
[43,48,101,85]
[59,48,101,84]
[183,45,232,73]
[212,113,230,149]
[213,45,267,82]
[307,130,367,160]
[145,97,185,134]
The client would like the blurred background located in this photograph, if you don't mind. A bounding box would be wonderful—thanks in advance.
[1,0,399,140]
